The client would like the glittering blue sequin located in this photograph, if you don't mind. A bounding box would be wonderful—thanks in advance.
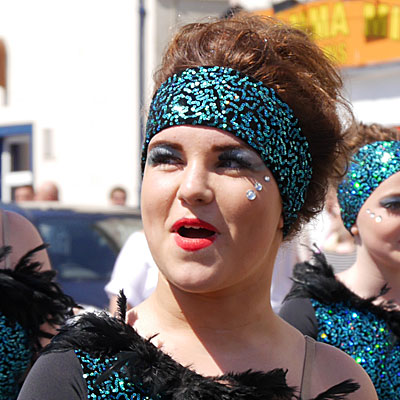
[142,66,312,237]
[0,312,32,400]
[338,141,400,231]
[311,299,400,398]
[76,350,155,400]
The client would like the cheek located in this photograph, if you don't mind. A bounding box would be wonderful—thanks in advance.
[377,215,400,241]
[358,210,400,245]
[220,188,282,239]
[141,172,172,233]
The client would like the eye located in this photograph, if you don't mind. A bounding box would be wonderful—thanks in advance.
[147,146,182,168]
[380,197,400,213]
[217,149,259,171]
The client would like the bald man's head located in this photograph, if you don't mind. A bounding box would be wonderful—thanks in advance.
[35,181,59,201]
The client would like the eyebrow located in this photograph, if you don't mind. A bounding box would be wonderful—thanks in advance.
[148,141,182,151]
[381,194,400,201]
[148,141,247,153]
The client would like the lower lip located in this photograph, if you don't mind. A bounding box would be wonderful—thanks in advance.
[173,233,216,251]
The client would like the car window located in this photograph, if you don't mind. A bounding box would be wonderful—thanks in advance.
[36,215,142,280]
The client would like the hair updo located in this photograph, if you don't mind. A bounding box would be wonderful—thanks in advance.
[151,13,352,237]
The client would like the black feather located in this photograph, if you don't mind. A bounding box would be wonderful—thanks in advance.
[117,289,127,322]
[284,249,400,342]
[0,245,79,353]
[310,379,360,400]
[45,297,359,400]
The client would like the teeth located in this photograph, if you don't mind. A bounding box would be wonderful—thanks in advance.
[184,225,201,229]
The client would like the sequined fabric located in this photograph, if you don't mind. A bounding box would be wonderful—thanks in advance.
[0,313,32,400]
[143,66,312,236]
[76,350,154,400]
[311,298,400,398]
[337,140,400,231]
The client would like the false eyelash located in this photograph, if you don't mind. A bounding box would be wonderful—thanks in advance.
[147,146,181,165]
[380,197,400,210]
[218,150,258,170]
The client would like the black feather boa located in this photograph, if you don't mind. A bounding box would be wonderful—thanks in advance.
[44,293,359,400]
[285,250,400,342]
[0,245,78,352]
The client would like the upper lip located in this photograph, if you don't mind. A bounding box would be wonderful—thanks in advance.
[171,218,219,233]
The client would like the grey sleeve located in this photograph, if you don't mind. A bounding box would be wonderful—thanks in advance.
[279,297,319,339]
[17,350,87,400]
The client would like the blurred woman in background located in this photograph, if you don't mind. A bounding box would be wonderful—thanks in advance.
[281,123,400,399]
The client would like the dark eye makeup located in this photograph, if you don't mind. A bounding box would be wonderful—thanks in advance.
[147,145,182,166]
[380,196,400,211]
[218,149,264,171]
[146,144,264,172]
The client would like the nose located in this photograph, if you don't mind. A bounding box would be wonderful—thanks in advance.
[177,161,214,205]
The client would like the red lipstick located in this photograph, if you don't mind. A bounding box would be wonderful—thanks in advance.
[171,218,218,251]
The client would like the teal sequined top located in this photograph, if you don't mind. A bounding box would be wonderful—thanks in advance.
[312,298,400,398]
[280,252,400,399]
[17,308,359,400]
[0,313,32,400]
[75,350,154,400]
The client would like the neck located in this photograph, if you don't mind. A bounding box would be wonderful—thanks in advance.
[336,246,400,305]
[157,274,275,333]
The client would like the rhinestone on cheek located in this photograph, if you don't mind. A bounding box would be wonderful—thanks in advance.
[264,176,271,182]
[375,216,382,223]
[246,190,257,200]
[254,182,263,191]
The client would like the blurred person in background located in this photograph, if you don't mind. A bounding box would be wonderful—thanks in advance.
[105,230,158,315]
[109,186,127,206]
[35,181,59,201]
[14,185,35,202]
[0,209,77,400]
[280,123,400,399]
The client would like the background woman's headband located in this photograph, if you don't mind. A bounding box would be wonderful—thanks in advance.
[338,140,400,231]
[142,66,312,236]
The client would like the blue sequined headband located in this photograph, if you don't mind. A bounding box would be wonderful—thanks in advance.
[338,141,400,231]
[142,66,313,236]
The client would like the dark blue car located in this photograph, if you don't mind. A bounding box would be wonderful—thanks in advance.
[1,202,142,309]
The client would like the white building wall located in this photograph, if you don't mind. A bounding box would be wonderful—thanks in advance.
[0,0,230,206]
[0,0,140,205]
[342,62,400,127]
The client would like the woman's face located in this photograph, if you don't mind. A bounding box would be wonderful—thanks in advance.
[353,171,400,270]
[141,126,284,294]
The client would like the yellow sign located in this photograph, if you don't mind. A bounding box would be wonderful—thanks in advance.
[258,0,400,67]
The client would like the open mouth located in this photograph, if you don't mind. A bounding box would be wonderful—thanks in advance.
[178,226,215,238]
[172,218,218,251]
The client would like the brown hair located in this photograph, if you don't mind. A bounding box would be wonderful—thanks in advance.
[152,13,352,237]
[346,122,400,154]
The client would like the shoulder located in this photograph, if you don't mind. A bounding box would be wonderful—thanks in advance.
[18,350,87,400]
[312,341,377,399]
[279,298,318,338]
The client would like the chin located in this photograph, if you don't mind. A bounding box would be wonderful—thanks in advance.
[163,269,226,295]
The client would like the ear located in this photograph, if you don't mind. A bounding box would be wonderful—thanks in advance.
[350,225,359,236]
[278,214,284,230]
